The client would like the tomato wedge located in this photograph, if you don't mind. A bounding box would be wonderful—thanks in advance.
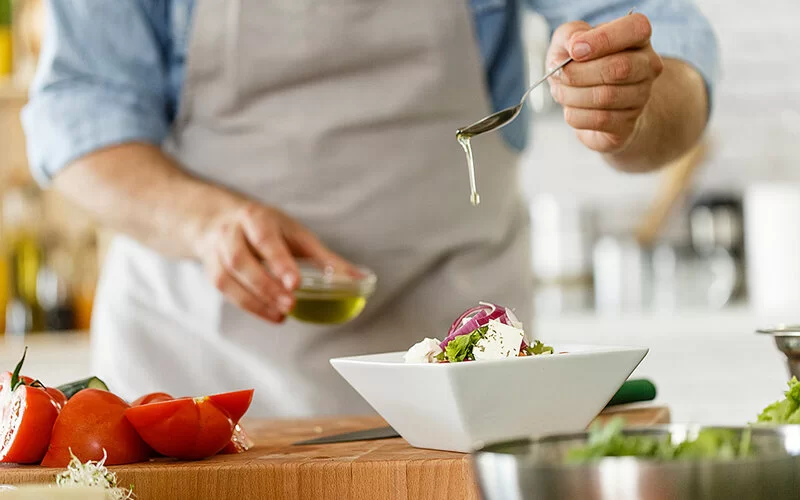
[125,389,254,460]
[41,389,151,467]
[125,397,234,460]
[131,392,174,406]
[207,389,254,423]
[0,349,63,464]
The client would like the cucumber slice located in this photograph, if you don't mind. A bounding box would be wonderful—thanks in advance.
[57,376,109,399]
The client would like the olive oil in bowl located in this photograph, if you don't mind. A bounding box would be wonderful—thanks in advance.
[289,260,376,325]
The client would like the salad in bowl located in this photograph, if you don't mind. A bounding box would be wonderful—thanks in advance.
[403,302,554,364]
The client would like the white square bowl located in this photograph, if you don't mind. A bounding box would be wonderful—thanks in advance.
[331,344,648,453]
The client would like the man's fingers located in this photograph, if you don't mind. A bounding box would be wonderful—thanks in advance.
[563,107,640,135]
[241,210,300,291]
[551,82,651,110]
[208,256,286,323]
[547,20,592,67]
[569,13,652,61]
[219,227,294,314]
[556,50,658,87]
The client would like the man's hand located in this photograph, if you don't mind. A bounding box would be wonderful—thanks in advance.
[194,202,358,324]
[53,143,359,325]
[547,13,664,154]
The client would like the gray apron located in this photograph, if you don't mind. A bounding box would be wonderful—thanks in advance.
[91,0,533,417]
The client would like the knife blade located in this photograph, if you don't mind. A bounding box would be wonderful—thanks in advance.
[293,379,656,445]
[293,425,400,445]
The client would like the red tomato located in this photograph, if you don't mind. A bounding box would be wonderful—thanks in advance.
[0,349,64,464]
[0,385,60,464]
[41,389,151,467]
[125,397,235,460]
[131,392,174,406]
[207,389,254,423]
[219,424,255,454]
[45,388,68,410]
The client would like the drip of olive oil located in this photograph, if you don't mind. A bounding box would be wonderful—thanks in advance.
[289,290,367,324]
[456,132,480,206]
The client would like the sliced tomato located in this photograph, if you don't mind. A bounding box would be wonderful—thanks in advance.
[219,424,255,454]
[0,349,65,464]
[125,397,235,460]
[131,392,174,406]
[41,389,151,467]
[207,389,254,423]
[0,386,60,464]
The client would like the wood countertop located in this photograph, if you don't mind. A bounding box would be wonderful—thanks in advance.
[0,406,670,500]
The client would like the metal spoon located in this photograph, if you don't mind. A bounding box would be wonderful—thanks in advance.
[458,8,635,139]
[456,57,572,138]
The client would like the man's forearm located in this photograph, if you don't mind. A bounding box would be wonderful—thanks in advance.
[605,58,709,172]
[54,143,242,259]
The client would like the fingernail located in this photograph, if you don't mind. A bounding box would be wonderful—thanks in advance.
[572,42,591,59]
[550,84,558,99]
[282,274,296,290]
[278,295,293,313]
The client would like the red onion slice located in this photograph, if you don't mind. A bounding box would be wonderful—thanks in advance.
[440,303,515,349]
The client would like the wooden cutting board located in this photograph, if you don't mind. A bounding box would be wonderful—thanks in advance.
[0,406,669,500]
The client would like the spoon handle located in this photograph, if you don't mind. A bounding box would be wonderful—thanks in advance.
[518,57,573,107]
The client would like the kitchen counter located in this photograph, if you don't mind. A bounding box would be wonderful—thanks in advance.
[0,406,669,500]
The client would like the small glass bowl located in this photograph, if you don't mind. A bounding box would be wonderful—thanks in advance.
[289,260,377,325]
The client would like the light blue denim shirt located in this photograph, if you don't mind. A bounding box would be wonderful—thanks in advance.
[22,0,718,185]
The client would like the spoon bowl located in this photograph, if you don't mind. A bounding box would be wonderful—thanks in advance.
[457,57,572,138]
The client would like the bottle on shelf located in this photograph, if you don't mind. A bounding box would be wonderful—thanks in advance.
[72,231,98,332]
[2,182,44,334]
[37,232,76,331]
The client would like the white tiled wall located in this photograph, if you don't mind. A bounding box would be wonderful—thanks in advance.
[520,0,800,210]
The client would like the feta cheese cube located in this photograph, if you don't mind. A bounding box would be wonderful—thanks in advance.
[472,320,524,361]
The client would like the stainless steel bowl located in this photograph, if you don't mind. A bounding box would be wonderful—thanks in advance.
[756,325,800,379]
[472,425,800,500]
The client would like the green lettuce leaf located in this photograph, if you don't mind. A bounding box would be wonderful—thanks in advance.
[444,327,486,362]
[757,377,800,424]
[566,418,754,464]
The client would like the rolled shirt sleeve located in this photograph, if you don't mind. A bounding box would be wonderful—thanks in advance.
[22,0,170,185]
[527,0,720,112]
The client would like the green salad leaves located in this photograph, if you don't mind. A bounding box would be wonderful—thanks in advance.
[566,418,754,464]
[436,327,554,363]
[441,327,487,362]
[756,377,800,424]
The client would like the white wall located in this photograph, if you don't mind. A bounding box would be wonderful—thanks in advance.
[520,0,800,210]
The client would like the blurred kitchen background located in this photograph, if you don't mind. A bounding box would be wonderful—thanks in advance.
[0,0,798,423]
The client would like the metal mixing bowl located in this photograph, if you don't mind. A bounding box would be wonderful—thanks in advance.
[756,325,800,379]
[472,425,800,500]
